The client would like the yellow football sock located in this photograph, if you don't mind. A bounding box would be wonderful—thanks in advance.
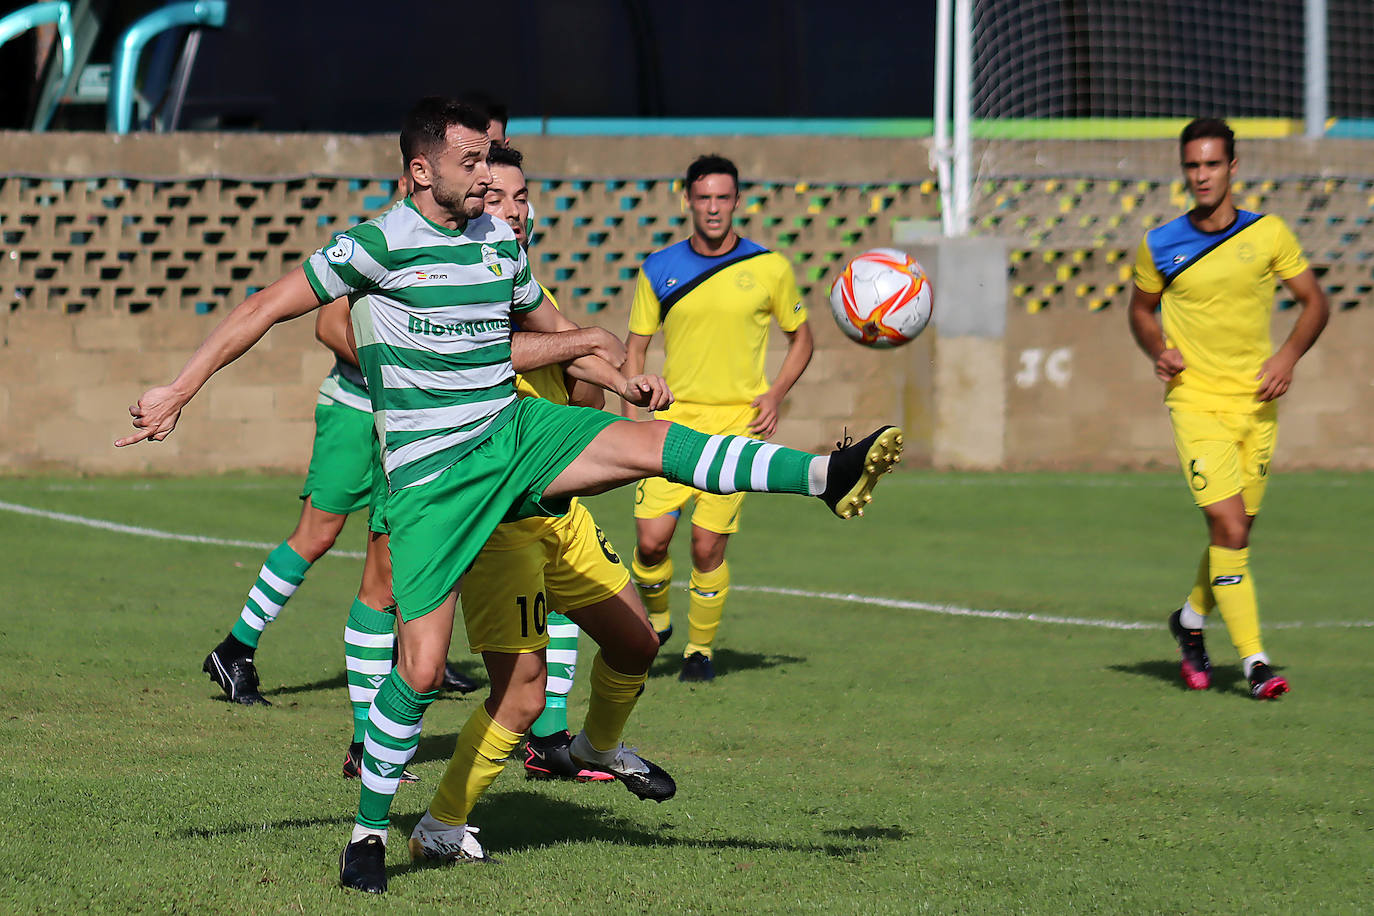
[1208,545,1263,659]
[684,561,730,660]
[428,704,520,827]
[632,551,673,634]
[582,652,647,753]
[1187,546,1216,616]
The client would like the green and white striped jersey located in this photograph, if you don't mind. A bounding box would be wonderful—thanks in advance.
[316,357,371,413]
[303,198,544,490]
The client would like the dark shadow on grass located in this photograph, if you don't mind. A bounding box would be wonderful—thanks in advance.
[823,825,910,842]
[408,731,462,767]
[268,672,348,697]
[1108,660,1251,695]
[267,665,487,700]
[390,789,898,869]
[649,647,805,680]
[175,793,902,882]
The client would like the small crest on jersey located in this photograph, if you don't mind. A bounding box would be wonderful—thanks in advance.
[481,244,502,277]
[1172,253,1187,265]
[665,277,678,288]
[325,236,355,265]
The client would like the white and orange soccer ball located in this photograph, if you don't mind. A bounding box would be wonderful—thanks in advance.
[828,248,934,348]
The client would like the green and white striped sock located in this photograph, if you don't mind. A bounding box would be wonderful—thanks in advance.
[344,599,395,744]
[661,423,821,496]
[530,611,579,738]
[229,541,310,650]
[355,671,437,830]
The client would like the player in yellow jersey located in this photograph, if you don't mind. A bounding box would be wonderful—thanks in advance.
[407,144,678,865]
[1128,118,1328,700]
[623,154,814,682]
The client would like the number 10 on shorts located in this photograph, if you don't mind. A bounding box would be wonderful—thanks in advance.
[516,593,548,637]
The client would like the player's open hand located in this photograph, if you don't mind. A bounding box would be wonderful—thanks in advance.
[748,390,782,438]
[1154,348,1185,382]
[116,385,187,446]
[621,374,673,411]
[1256,351,1297,401]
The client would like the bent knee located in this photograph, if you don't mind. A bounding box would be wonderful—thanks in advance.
[396,657,446,694]
[636,540,671,566]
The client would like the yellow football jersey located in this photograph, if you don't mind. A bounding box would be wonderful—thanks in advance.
[1134,211,1308,411]
[628,237,806,406]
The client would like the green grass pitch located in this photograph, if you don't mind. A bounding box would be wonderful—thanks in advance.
[0,470,1370,914]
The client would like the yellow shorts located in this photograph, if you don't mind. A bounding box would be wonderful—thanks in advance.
[458,500,631,654]
[1169,404,1278,514]
[632,401,758,535]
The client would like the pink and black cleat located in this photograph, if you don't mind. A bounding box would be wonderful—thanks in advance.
[1168,609,1211,690]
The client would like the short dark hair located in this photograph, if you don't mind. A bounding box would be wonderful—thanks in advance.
[685,154,739,193]
[399,97,490,164]
[1180,118,1236,162]
[456,90,509,129]
[487,144,524,171]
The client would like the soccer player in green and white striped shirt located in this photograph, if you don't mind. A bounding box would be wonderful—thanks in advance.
[118,97,903,895]
[200,306,377,707]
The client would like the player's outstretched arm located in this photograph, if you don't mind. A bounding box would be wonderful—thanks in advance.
[1257,268,1329,402]
[116,267,322,446]
[1126,284,1183,382]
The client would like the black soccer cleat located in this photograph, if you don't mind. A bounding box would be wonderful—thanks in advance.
[569,733,676,802]
[339,834,387,894]
[1168,609,1212,690]
[679,651,716,683]
[655,624,674,647]
[1248,662,1290,700]
[342,742,419,783]
[820,426,903,519]
[442,662,480,694]
[203,645,270,706]
[523,731,614,782]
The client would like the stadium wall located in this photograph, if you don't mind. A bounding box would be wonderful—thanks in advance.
[0,132,1369,475]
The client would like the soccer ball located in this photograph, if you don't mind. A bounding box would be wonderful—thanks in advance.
[828,248,934,348]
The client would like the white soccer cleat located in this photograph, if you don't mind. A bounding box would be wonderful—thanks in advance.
[569,731,677,802]
[407,814,494,864]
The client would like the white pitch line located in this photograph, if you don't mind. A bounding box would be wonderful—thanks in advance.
[2,499,1368,630]
[0,499,366,559]
[725,583,1374,630]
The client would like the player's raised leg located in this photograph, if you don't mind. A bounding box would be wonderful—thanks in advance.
[543,419,902,517]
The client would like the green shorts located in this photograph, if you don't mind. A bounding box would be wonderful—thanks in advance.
[385,397,623,621]
[300,400,375,516]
